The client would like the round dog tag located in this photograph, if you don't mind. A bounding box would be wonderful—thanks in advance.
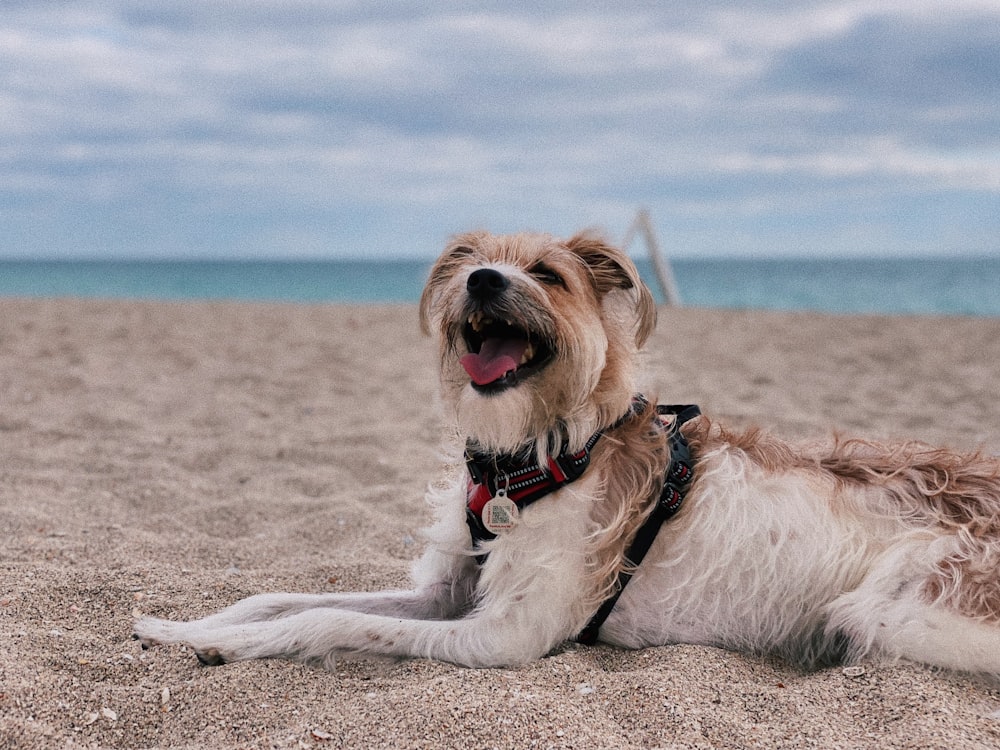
[482,489,519,534]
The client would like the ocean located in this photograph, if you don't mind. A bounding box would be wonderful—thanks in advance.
[0,257,997,317]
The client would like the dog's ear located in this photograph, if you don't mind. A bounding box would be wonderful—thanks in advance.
[419,233,484,335]
[566,232,656,346]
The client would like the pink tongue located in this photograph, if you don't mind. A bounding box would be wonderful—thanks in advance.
[460,337,528,386]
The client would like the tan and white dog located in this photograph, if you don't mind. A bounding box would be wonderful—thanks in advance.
[134,231,1000,675]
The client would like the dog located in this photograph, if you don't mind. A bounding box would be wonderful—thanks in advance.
[134,231,1000,675]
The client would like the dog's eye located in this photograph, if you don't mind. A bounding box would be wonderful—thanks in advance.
[530,264,565,287]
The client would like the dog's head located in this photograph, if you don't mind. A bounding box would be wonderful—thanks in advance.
[419,231,655,457]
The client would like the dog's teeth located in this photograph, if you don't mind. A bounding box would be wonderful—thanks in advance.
[467,312,495,333]
[521,343,534,364]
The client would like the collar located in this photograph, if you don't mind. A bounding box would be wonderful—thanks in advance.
[465,396,649,547]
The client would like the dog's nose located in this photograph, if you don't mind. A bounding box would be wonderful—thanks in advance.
[466,268,509,300]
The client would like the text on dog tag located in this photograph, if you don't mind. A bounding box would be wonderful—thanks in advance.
[481,488,519,534]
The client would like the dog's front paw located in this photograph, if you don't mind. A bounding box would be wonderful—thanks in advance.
[133,616,237,666]
[132,616,178,649]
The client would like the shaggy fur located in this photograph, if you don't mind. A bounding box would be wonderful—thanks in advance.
[134,231,1000,676]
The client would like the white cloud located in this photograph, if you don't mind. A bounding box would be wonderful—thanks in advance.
[0,1,998,259]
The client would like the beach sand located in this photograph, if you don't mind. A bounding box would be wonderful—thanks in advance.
[2,297,1000,749]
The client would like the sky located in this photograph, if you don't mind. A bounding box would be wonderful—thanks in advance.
[2,1,999,261]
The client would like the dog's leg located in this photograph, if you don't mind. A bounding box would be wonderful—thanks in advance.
[873,604,1000,675]
[135,542,479,646]
[138,574,578,669]
[827,534,1000,674]
[134,522,590,668]
[134,582,472,645]
[139,605,537,668]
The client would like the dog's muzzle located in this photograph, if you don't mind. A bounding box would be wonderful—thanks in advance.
[458,269,555,394]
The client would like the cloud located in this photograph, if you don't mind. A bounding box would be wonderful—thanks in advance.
[1,1,998,259]
[768,12,1000,107]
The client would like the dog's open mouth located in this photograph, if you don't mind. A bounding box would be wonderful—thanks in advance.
[460,311,554,393]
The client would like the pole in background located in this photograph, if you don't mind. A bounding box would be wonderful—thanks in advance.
[621,208,682,307]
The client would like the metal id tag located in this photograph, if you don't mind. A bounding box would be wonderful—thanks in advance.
[481,487,519,534]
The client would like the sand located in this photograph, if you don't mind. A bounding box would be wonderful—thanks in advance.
[2,297,1000,749]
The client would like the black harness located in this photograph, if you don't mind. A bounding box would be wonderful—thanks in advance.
[464,398,701,645]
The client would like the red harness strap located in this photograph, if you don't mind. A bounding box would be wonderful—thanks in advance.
[466,449,588,518]
[464,400,643,554]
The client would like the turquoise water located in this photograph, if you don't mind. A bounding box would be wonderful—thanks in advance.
[0,257,997,316]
